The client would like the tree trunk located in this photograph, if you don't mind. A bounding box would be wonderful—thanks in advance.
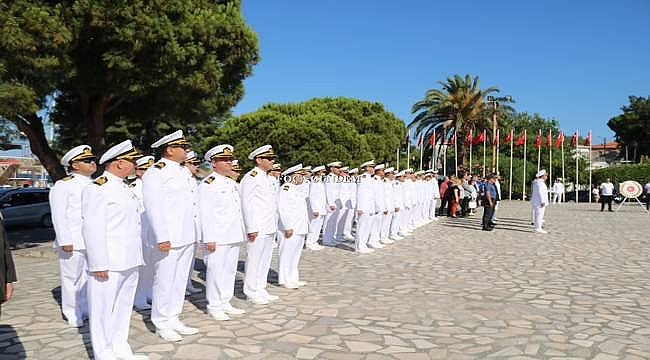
[81,94,109,156]
[14,114,65,181]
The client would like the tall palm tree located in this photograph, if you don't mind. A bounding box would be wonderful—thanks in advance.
[410,74,499,166]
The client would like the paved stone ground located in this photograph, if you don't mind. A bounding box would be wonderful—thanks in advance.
[1,201,649,359]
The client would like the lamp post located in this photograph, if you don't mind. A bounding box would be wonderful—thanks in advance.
[486,95,512,173]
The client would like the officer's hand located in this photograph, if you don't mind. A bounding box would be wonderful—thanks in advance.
[3,282,14,303]
[158,241,171,252]
[383,211,388,215]
[356,210,363,216]
[329,205,336,211]
[206,242,216,253]
[93,271,109,281]
[284,229,294,238]
[312,212,319,217]
[62,245,73,253]
[395,208,400,212]
[247,232,258,242]
[540,203,546,208]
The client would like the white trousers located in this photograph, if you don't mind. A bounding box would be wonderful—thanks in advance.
[134,245,154,307]
[533,206,546,230]
[205,243,240,311]
[390,210,402,237]
[380,212,392,240]
[343,207,355,238]
[58,249,88,325]
[492,201,500,221]
[429,199,438,219]
[553,193,563,203]
[244,233,275,299]
[355,212,373,251]
[322,208,340,245]
[187,243,197,289]
[369,212,382,245]
[151,244,194,330]
[400,207,410,232]
[336,207,354,239]
[278,233,305,285]
[306,214,325,247]
[87,268,138,360]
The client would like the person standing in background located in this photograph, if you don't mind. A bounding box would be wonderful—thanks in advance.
[1,219,16,316]
[599,178,614,212]
[531,170,549,234]
[552,178,565,203]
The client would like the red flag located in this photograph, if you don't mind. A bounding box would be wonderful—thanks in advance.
[515,131,526,146]
[493,129,499,145]
[555,131,564,149]
[569,131,578,146]
[534,130,542,148]
[584,131,591,146]
[546,130,552,147]
[429,131,435,145]
[465,129,473,144]
[473,130,486,145]
[504,129,513,143]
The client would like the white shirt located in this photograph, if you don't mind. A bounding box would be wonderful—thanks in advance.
[199,172,245,245]
[240,166,278,235]
[183,166,201,242]
[392,180,403,210]
[325,173,341,209]
[431,178,441,199]
[50,173,92,249]
[82,171,143,272]
[278,182,309,235]
[142,157,196,247]
[644,182,650,194]
[373,176,387,212]
[600,182,614,196]
[340,177,357,209]
[383,178,394,212]
[531,178,549,207]
[355,173,375,214]
[308,176,327,214]
[552,182,565,194]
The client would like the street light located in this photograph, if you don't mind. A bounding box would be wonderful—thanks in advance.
[486,95,513,173]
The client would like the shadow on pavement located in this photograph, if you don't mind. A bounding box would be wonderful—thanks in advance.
[0,325,25,359]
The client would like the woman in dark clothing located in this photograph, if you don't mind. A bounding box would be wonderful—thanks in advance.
[1,221,17,315]
[449,178,461,218]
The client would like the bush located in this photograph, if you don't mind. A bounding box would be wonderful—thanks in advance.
[593,163,650,185]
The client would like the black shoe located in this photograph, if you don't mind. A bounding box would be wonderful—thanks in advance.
[482,227,493,231]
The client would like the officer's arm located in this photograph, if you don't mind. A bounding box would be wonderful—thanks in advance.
[240,176,259,235]
[81,186,109,273]
[49,184,74,250]
[198,182,218,248]
[142,170,169,244]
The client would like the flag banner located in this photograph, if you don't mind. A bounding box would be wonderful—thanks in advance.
[465,129,473,144]
[473,130,486,145]
[570,131,578,146]
[515,131,526,146]
[504,129,513,143]
[584,131,591,146]
[429,129,436,145]
[535,130,542,148]
[556,131,564,149]
[546,130,552,147]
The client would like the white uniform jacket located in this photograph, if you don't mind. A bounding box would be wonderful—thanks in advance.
[277,182,309,235]
[240,166,278,235]
[392,181,403,210]
[82,171,143,272]
[383,179,394,212]
[356,173,376,214]
[308,177,327,214]
[431,179,441,199]
[325,174,341,209]
[199,172,245,245]
[184,167,201,242]
[142,158,195,247]
[50,173,92,249]
[531,179,549,207]
[373,176,387,213]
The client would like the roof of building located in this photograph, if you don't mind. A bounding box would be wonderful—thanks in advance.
[590,141,620,151]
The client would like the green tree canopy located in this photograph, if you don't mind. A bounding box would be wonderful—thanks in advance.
[607,96,650,161]
[0,0,259,179]
[201,97,406,171]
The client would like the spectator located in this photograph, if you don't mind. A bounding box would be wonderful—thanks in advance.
[1,220,17,316]
[592,186,600,204]
[482,174,497,231]
[449,178,461,218]
[599,178,614,212]
[438,176,450,215]
[644,181,650,211]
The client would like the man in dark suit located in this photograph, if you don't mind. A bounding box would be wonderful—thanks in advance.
[1,220,17,315]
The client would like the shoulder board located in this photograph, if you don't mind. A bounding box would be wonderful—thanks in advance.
[129,182,137,188]
[204,175,215,184]
[93,176,108,186]
[61,175,74,181]
[282,185,290,191]
[250,170,257,177]
[154,162,166,169]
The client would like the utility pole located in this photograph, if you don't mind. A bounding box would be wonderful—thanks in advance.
[486,95,512,173]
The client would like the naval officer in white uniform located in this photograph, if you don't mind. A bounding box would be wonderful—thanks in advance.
[50,145,96,327]
[82,140,148,360]
[199,145,247,321]
[306,165,327,250]
[531,169,549,234]
[131,156,155,311]
[354,160,376,254]
[182,151,203,296]
[322,161,343,246]
[241,145,280,305]
[142,130,199,342]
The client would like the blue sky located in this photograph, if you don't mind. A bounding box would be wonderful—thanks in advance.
[234,0,650,143]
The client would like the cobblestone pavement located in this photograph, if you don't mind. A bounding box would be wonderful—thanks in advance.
[2,201,649,359]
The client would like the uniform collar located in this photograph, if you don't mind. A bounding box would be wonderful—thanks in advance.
[161,157,182,167]
[71,172,91,180]
[103,171,125,183]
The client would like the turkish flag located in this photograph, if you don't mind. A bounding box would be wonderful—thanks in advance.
[515,131,526,146]
[546,130,552,147]
[569,131,578,146]
[535,130,542,148]
[429,130,436,145]
[584,131,591,146]
[504,129,513,143]
[555,131,564,149]
[473,130,486,145]
[465,129,473,144]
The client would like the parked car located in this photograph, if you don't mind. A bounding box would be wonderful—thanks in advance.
[0,188,52,228]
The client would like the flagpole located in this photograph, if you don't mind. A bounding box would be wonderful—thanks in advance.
[549,129,553,205]
[482,130,486,177]
[407,134,411,171]
[508,128,514,201]
[454,131,458,177]
[443,142,447,177]
[469,130,473,175]
[587,130,588,204]
[575,129,579,204]
[523,129,527,200]
[561,133,565,202]
[537,132,541,173]
[419,136,423,171]
[432,128,436,170]
[396,146,400,172]
[496,129,500,175]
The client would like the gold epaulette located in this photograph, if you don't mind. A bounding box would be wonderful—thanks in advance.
[154,162,166,169]
[93,176,108,186]
[250,170,257,177]
[129,182,137,188]
[204,175,215,184]
[282,185,290,191]
[62,175,74,181]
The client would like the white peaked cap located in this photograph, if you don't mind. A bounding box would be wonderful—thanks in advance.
[385,167,395,173]
[99,140,142,165]
[375,164,385,170]
[281,163,303,176]
[340,166,349,171]
[248,144,275,160]
[151,130,188,149]
[349,168,359,174]
[312,165,325,172]
[536,169,547,178]
[61,145,94,166]
[185,151,198,161]
[327,161,342,168]
[360,160,375,168]
[136,155,155,168]
[302,165,312,171]
[205,144,234,161]
[396,171,405,177]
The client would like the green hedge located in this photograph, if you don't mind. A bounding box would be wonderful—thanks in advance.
[592,163,650,185]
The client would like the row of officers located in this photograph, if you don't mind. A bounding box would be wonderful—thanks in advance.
[49,130,441,360]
